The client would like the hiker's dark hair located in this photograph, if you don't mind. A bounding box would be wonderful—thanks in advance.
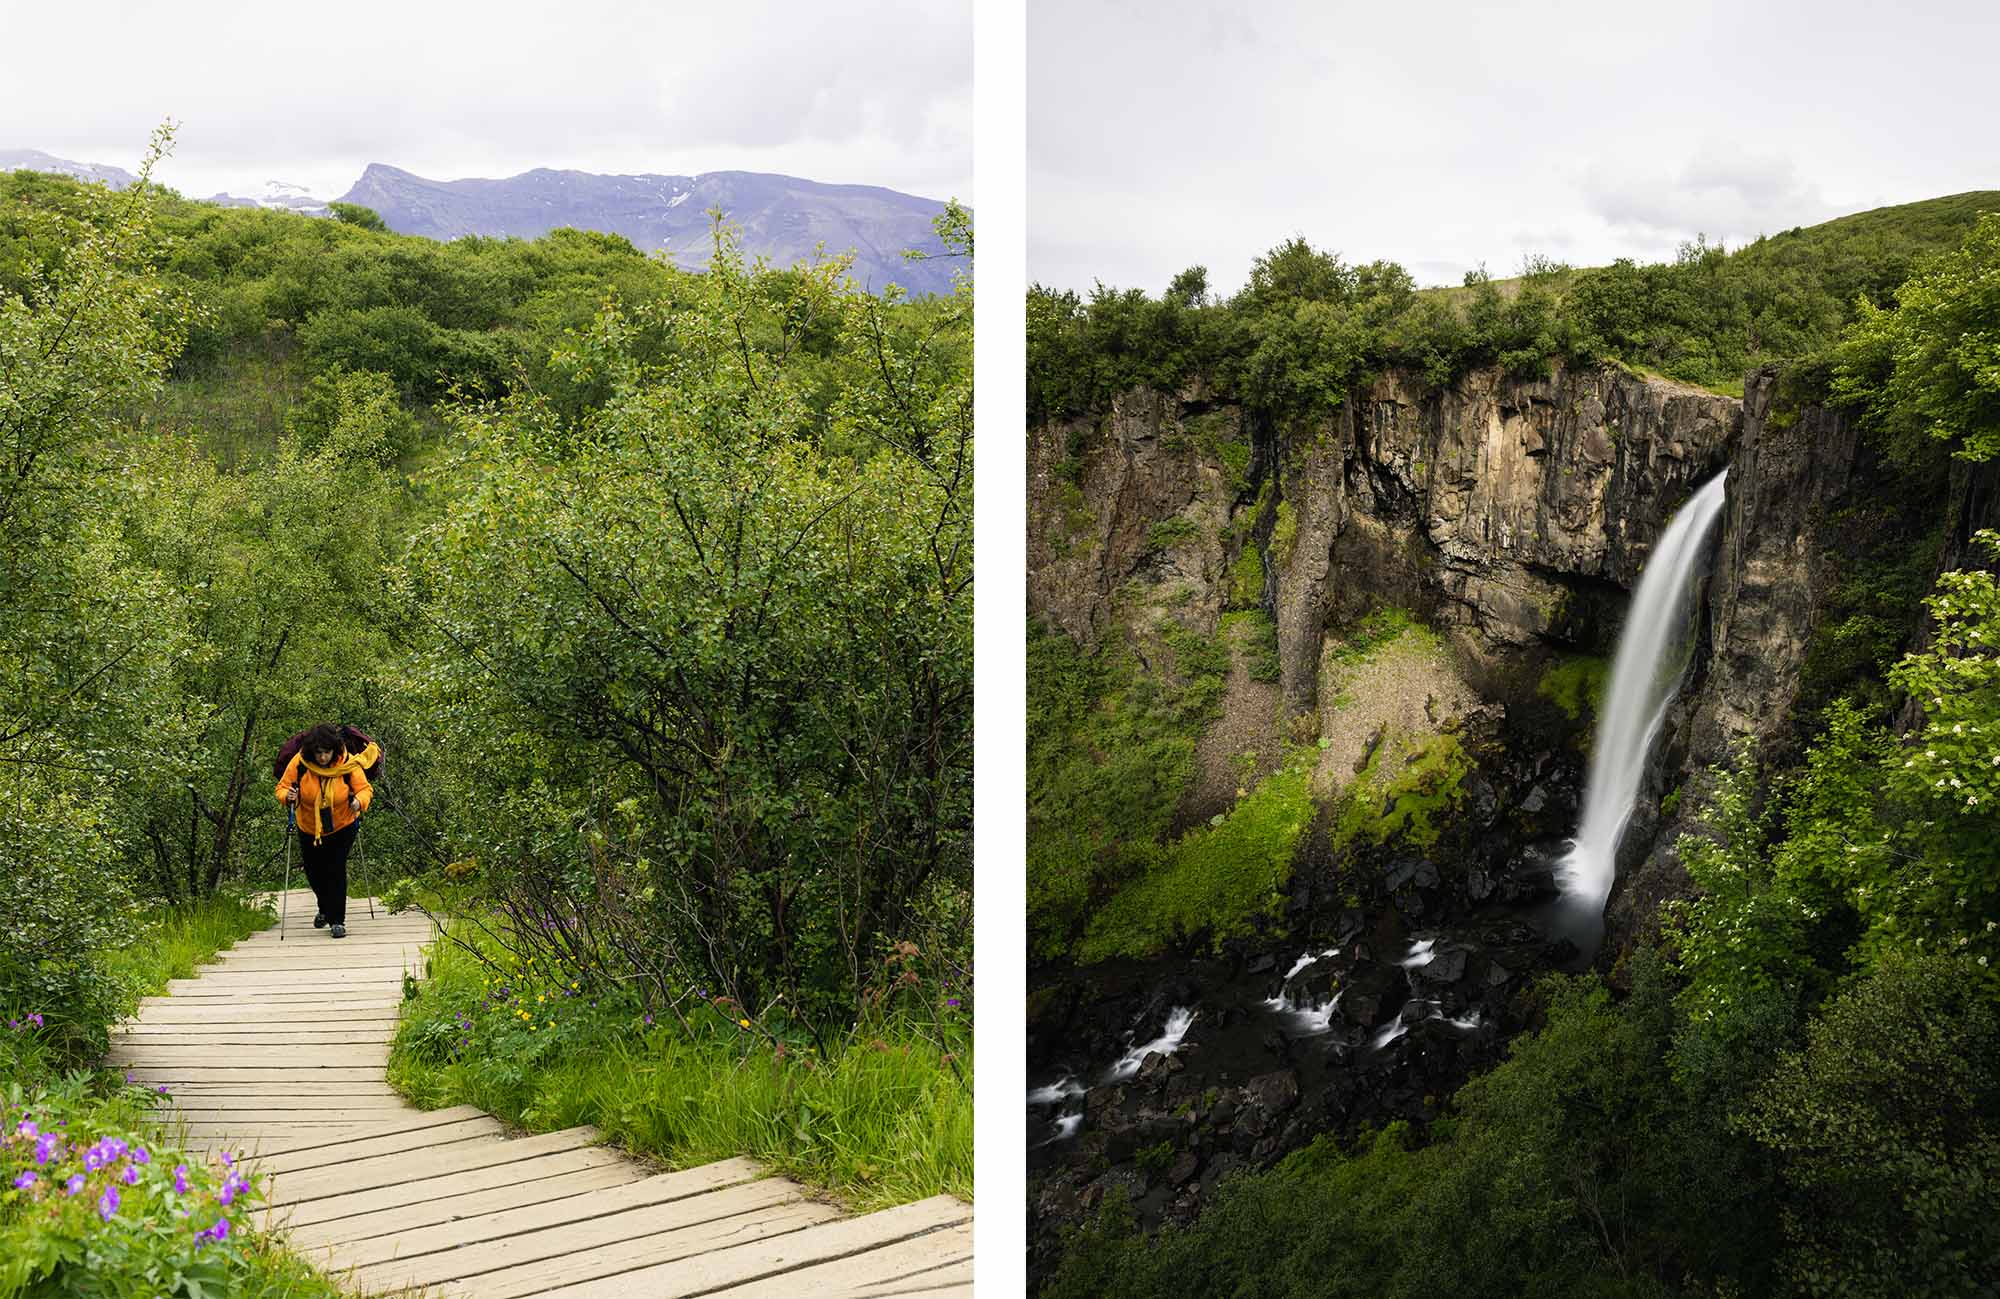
[303,723,343,756]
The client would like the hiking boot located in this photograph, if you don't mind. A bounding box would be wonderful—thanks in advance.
[329,923,347,939]
[313,912,328,929]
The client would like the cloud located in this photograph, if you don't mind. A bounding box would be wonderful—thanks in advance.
[1580,141,1842,249]
[1,0,971,202]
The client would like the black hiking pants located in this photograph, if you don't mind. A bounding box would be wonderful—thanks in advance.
[298,821,358,926]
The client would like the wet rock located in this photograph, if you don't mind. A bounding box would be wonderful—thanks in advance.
[1167,1151,1200,1187]
[1413,947,1467,985]
[1246,1070,1300,1117]
[1199,1153,1242,1198]
[1384,857,1439,892]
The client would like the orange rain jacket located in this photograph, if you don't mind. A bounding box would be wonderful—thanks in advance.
[274,747,375,843]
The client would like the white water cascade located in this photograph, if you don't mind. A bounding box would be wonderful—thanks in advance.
[1103,1006,1196,1082]
[1554,470,1730,947]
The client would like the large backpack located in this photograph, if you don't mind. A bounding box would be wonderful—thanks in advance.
[273,725,384,783]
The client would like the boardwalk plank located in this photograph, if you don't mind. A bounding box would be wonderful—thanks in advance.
[699,1221,973,1297]
[348,1180,816,1291]
[452,1200,845,1299]
[255,1117,506,1174]
[331,1161,766,1268]
[264,1147,633,1229]
[843,1256,976,1297]
[119,894,971,1296]
[282,1164,649,1251]
[531,1196,971,1298]
[246,1106,493,1159]
[266,1126,601,1206]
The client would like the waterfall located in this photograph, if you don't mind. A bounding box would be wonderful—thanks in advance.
[1554,470,1729,947]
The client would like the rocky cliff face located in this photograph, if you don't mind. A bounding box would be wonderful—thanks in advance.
[1025,363,1890,1268]
[1028,361,1873,949]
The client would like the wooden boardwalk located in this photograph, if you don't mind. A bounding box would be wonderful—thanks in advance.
[109,890,973,1298]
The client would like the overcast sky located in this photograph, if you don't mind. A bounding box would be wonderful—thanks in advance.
[2,0,971,204]
[1031,0,1999,293]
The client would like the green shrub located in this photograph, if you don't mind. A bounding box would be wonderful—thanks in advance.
[1028,621,1229,960]
[1744,953,2000,1299]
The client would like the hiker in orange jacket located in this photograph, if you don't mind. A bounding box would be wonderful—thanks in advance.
[274,723,375,939]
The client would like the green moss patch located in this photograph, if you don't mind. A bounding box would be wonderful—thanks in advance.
[1228,543,1265,609]
[1537,655,1609,721]
[1028,620,1231,961]
[1148,515,1201,551]
[1270,499,1299,569]
[1332,731,1473,850]
[1078,754,1316,963]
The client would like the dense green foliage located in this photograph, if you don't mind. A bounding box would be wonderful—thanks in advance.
[1028,192,2000,424]
[1,135,973,1284]
[387,212,973,1035]
[1834,211,2000,464]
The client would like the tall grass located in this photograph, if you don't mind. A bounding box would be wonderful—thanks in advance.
[101,894,274,1016]
[389,934,972,1212]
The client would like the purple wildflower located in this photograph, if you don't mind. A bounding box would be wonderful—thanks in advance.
[156,1086,170,1096]
[97,1186,119,1220]
[15,1118,36,1138]
[121,1165,140,1186]
[132,1147,150,1166]
[65,1173,85,1195]
[12,1171,35,1190]
[220,1151,233,1168]
[172,1164,189,1194]
[201,1216,230,1243]
[946,998,962,1008]
[34,1134,59,1164]
[26,1013,41,1028]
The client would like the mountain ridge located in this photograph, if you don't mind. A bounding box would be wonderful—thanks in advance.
[2,150,963,296]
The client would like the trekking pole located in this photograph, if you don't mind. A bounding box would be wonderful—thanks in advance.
[360,829,376,920]
[280,806,293,942]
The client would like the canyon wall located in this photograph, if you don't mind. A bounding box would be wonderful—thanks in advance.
[1028,362,1868,949]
